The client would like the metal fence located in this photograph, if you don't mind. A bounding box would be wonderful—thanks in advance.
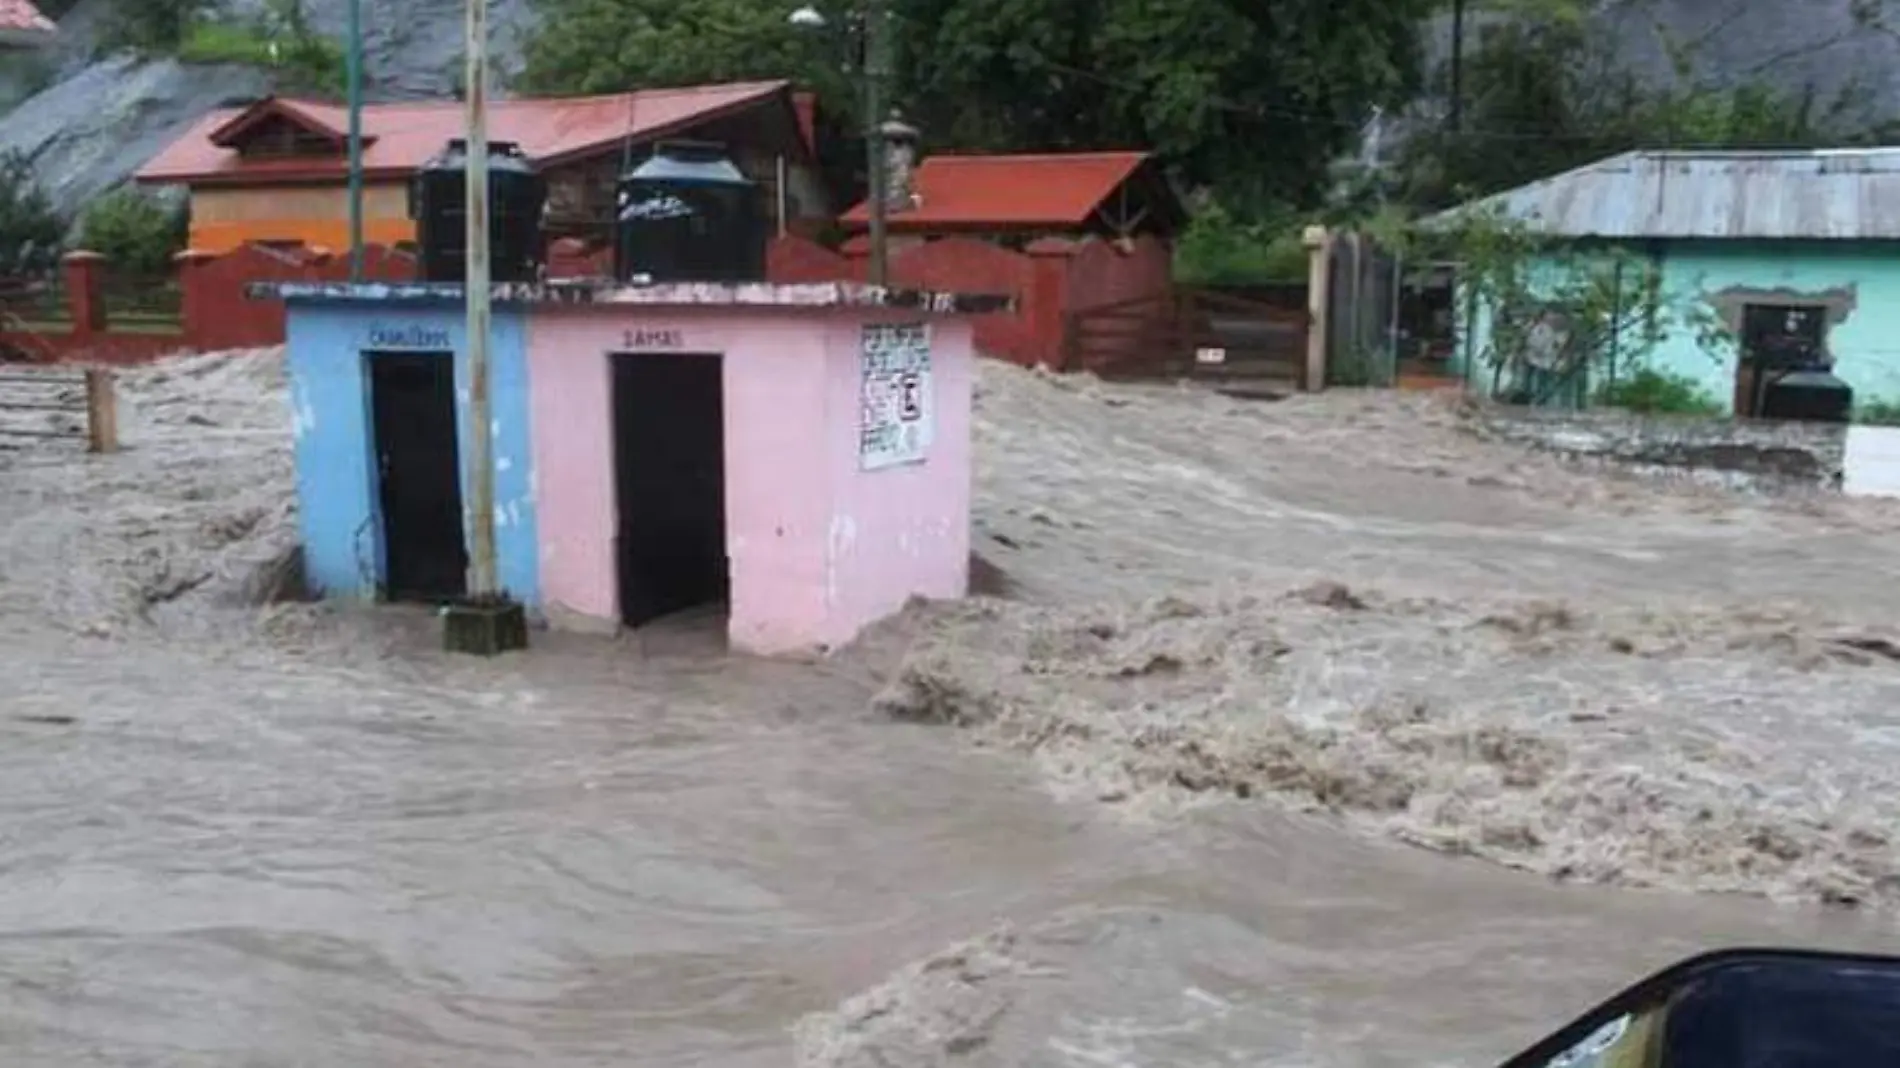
[1324,232,1403,387]
[100,271,185,333]
[0,271,71,327]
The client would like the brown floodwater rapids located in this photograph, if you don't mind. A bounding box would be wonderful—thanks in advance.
[5,351,1900,1066]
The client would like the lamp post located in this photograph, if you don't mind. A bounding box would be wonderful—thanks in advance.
[346,0,363,280]
[789,1,890,286]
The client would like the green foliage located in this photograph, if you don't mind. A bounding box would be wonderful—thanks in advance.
[1174,201,1308,284]
[78,189,186,276]
[1400,6,1879,210]
[0,51,58,109]
[175,0,343,93]
[0,151,64,276]
[97,0,341,93]
[99,0,214,53]
[1595,367,1723,415]
[519,0,1433,206]
[1423,207,1729,401]
[1854,399,1900,426]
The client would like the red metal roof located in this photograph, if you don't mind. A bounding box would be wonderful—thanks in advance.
[137,80,794,185]
[0,0,54,39]
[841,151,1153,231]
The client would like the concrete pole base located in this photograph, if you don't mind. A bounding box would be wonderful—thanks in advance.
[442,595,529,656]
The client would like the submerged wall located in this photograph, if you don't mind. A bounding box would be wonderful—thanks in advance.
[284,302,541,604]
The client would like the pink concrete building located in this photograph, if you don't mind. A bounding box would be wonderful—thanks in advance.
[272,280,999,656]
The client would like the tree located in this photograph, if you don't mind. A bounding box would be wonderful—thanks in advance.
[0,151,63,276]
[1401,0,1895,210]
[1416,207,1727,405]
[78,189,186,276]
[893,0,1431,207]
[99,0,214,52]
[518,0,1435,217]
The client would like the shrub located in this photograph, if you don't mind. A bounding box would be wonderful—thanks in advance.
[177,18,344,95]
[78,189,186,275]
[1595,367,1723,416]
[1854,399,1900,426]
[1175,200,1309,285]
[0,151,64,275]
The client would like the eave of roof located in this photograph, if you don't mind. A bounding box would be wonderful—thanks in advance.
[1423,146,1900,241]
[135,80,796,187]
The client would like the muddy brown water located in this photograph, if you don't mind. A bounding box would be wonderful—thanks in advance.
[6,353,1900,1065]
[5,611,1896,1067]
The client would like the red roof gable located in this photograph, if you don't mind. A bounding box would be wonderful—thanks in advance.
[0,0,54,41]
[137,80,795,186]
[842,151,1159,231]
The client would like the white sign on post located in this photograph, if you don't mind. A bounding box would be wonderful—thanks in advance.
[859,323,933,470]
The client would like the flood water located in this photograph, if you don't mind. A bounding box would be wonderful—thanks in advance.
[6,352,1900,1066]
[5,611,1895,1068]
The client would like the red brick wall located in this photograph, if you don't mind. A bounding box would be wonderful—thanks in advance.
[2,233,1173,369]
[178,242,418,351]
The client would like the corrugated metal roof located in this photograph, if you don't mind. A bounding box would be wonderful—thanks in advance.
[1431,147,1900,240]
[136,81,796,185]
[841,152,1155,231]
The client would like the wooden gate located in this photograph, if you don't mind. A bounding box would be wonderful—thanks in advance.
[1062,285,1309,391]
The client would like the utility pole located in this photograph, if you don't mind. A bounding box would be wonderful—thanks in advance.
[863,0,889,286]
[463,0,498,602]
[346,0,363,280]
[1449,0,1465,133]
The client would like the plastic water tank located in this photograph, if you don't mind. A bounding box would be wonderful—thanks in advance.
[1761,369,1854,423]
[613,141,766,284]
[410,139,546,283]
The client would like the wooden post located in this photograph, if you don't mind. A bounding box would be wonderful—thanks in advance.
[84,368,118,454]
[1302,225,1333,391]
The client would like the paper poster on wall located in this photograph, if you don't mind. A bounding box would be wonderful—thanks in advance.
[859,323,933,470]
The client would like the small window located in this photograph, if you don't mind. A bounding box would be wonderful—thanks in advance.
[236,117,338,159]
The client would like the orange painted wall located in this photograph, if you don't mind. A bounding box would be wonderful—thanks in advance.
[185,181,415,253]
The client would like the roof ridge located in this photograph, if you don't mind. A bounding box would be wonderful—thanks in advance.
[284,79,790,114]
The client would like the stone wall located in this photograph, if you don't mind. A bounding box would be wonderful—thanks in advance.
[1469,403,1847,493]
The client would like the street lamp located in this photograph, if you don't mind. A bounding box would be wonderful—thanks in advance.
[788,1,890,287]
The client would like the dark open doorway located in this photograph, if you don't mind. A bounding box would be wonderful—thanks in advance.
[1736,303,1828,417]
[367,351,467,602]
[612,352,728,627]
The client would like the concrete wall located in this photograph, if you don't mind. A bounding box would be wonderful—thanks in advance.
[284,302,539,605]
[189,181,413,254]
[526,306,973,654]
[1461,240,1900,414]
[821,316,974,638]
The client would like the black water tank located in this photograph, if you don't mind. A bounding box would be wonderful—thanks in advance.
[1761,369,1854,423]
[613,141,765,284]
[411,139,546,283]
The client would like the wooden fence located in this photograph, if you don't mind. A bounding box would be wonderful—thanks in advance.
[0,366,119,452]
[1063,286,1310,391]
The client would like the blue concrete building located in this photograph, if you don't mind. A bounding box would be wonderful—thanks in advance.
[1439,148,1900,416]
[283,295,540,607]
